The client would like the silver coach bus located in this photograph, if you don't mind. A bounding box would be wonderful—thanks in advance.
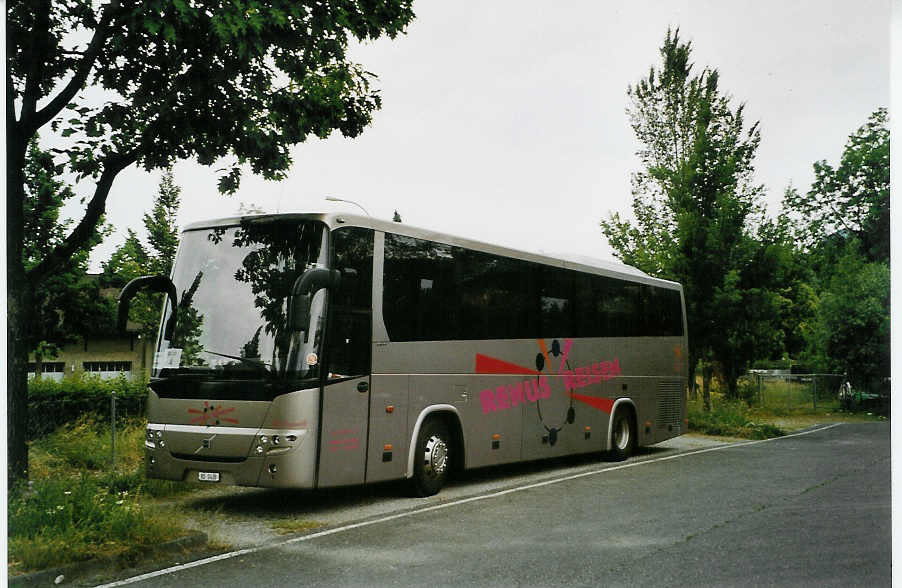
[119,213,688,496]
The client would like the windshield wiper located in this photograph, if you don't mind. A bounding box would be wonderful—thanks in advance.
[202,349,273,371]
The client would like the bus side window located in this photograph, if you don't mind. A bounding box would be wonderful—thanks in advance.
[384,234,457,342]
[538,265,573,338]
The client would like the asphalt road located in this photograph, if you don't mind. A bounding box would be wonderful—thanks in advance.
[99,423,890,588]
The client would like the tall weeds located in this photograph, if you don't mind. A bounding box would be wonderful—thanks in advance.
[9,416,190,573]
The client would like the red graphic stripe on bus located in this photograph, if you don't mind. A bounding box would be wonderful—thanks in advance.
[475,354,539,375]
[537,339,554,374]
[188,402,239,425]
[557,338,572,373]
[567,393,615,415]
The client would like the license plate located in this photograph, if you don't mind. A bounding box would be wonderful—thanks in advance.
[198,471,220,482]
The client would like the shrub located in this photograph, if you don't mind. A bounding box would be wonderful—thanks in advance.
[736,377,758,404]
[31,416,113,471]
[29,416,190,499]
[687,400,786,439]
[8,476,175,571]
[28,374,149,439]
[11,416,192,573]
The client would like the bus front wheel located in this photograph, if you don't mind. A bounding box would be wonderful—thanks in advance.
[609,408,636,461]
[411,419,451,497]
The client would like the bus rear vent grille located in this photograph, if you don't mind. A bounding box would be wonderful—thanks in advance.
[657,380,682,431]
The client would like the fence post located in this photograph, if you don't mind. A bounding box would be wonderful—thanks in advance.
[111,390,117,469]
[813,376,817,411]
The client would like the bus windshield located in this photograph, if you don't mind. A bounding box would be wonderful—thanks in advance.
[151,219,329,399]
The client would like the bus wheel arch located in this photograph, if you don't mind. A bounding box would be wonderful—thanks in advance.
[407,406,464,496]
[607,399,637,461]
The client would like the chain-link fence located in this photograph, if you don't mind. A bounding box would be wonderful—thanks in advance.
[745,372,890,415]
[27,388,148,470]
[28,389,148,440]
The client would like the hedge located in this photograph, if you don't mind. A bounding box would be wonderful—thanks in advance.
[27,375,150,439]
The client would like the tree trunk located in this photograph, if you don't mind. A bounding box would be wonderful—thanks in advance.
[7,125,31,485]
[687,353,698,400]
[726,375,739,400]
[7,305,30,485]
[723,361,740,401]
[702,363,713,412]
[8,278,33,485]
[33,352,42,380]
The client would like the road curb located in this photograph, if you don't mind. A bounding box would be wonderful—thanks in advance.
[8,531,208,587]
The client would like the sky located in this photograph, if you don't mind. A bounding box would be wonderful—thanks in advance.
[72,0,891,272]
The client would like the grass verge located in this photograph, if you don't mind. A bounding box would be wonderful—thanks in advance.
[688,390,888,439]
[687,399,786,439]
[8,416,195,574]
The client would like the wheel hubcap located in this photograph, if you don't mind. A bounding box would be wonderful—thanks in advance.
[615,418,630,450]
[423,435,448,477]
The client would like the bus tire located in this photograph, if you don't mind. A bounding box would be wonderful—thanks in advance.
[609,408,636,461]
[411,418,451,497]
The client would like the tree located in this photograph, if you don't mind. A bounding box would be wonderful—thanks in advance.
[102,168,182,340]
[783,108,889,264]
[7,0,415,484]
[22,138,115,377]
[143,169,181,276]
[102,229,150,287]
[782,109,891,390]
[601,29,783,405]
[809,241,889,390]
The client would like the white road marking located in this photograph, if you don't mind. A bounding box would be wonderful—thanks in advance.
[96,423,842,587]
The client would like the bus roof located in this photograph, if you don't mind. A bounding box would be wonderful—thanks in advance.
[183,212,680,290]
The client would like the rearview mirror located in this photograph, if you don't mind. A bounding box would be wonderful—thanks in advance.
[118,275,178,340]
[287,268,341,336]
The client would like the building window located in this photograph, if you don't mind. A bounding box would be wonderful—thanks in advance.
[27,362,66,381]
[27,362,65,373]
[83,361,132,373]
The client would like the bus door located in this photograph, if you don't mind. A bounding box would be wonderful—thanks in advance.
[316,226,374,488]
[317,374,371,487]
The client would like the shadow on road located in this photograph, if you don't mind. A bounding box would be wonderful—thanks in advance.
[182,445,673,519]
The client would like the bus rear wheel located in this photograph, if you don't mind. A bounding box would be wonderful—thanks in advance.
[609,408,636,461]
[411,419,451,497]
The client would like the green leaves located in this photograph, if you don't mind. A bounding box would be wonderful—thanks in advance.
[603,28,785,399]
[776,110,890,390]
[143,16,162,35]
[809,242,889,389]
[102,169,182,340]
[783,108,889,263]
[11,0,415,208]
[217,167,243,195]
[21,138,117,355]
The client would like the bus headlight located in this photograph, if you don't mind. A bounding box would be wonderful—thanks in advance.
[253,431,302,456]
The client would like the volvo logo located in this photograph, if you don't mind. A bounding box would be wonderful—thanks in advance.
[195,435,216,454]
